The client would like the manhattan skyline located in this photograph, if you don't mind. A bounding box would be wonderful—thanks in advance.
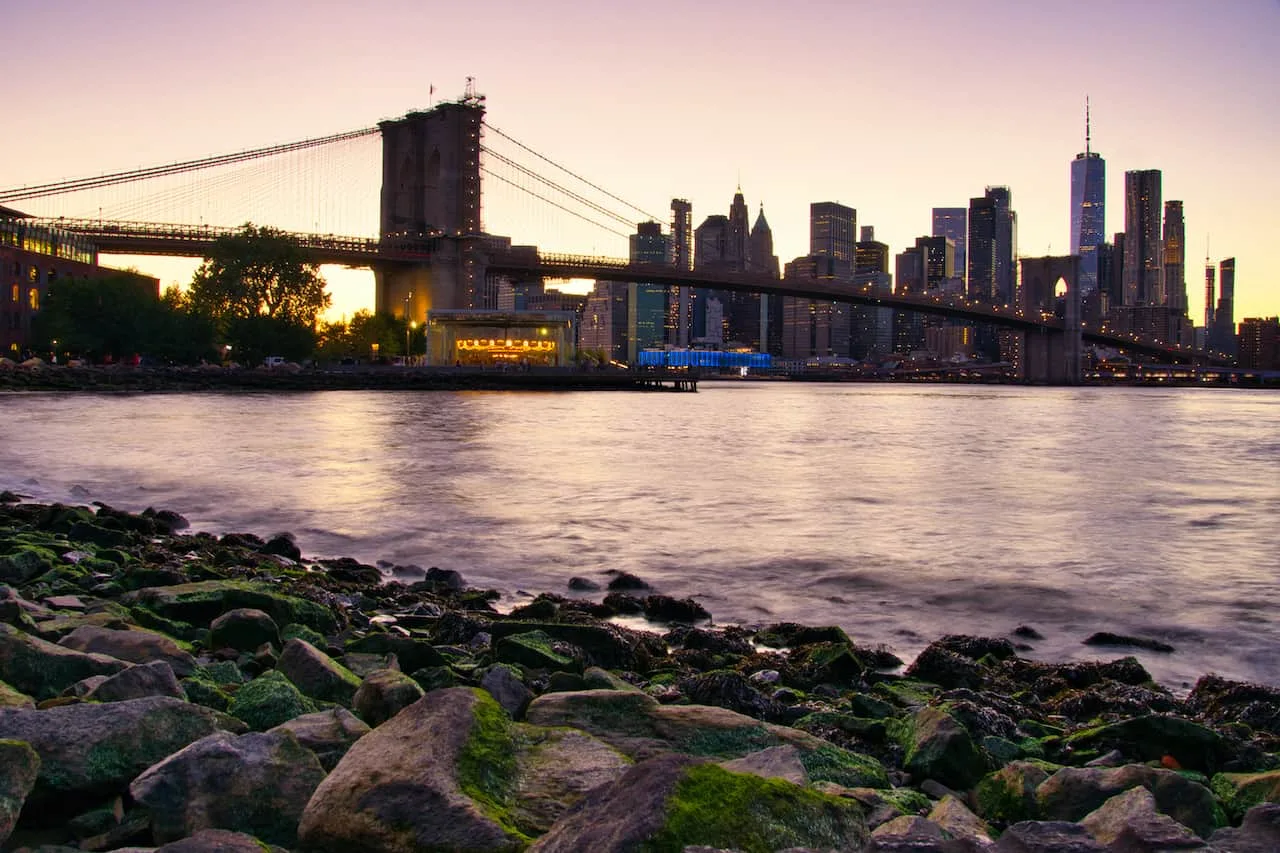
[1,0,1276,326]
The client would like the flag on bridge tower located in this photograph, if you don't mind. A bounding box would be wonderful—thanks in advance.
[429,84,434,106]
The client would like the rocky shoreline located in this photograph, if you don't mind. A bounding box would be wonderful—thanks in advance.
[1,497,1278,852]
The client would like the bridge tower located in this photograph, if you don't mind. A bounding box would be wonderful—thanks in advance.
[1015,255,1083,383]
[375,94,484,321]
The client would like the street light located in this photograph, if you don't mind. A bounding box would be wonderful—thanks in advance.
[407,321,417,365]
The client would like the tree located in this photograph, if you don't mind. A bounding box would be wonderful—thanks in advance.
[188,223,330,331]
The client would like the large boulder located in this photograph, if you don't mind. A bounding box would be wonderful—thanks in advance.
[0,739,39,845]
[57,625,197,676]
[0,679,33,709]
[123,580,336,634]
[1078,786,1205,850]
[527,754,867,852]
[1206,802,1280,852]
[524,688,845,765]
[277,638,361,706]
[0,696,231,822]
[1036,763,1219,838]
[298,687,530,852]
[130,729,326,846]
[0,622,129,699]
[153,828,284,852]
[1062,714,1230,773]
[85,660,185,702]
[353,668,425,727]
[974,760,1052,825]
[896,705,987,790]
[343,634,447,673]
[269,708,370,772]
[208,608,280,653]
[990,820,1107,852]
[509,726,632,835]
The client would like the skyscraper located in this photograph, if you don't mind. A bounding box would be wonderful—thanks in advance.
[1162,200,1186,313]
[1212,258,1236,355]
[931,208,967,289]
[1070,100,1106,297]
[810,202,856,261]
[988,187,1016,305]
[749,205,782,355]
[627,221,670,362]
[967,195,996,301]
[670,199,693,346]
[1123,169,1162,306]
[1204,257,1216,331]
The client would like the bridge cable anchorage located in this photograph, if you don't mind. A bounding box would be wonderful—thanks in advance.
[479,147,637,229]
[479,167,630,238]
[0,126,379,203]
[481,121,662,223]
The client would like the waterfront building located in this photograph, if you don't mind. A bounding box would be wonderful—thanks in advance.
[894,246,927,353]
[580,280,628,361]
[1162,200,1186,313]
[1070,101,1106,297]
[627,221,671,363]
[426,309,575,367]
[931,207,967,289]
[0,215,156,358]
[1236,317,1280,370]
[780,254,851,359]
[1123,169,1162,306]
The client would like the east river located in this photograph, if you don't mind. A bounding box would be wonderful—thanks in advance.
[1,383,1277,689]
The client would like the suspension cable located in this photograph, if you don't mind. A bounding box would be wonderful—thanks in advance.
[480,167,629,238]
[480,146,636,228]
[481,121,662,223]
[0,126,379,203]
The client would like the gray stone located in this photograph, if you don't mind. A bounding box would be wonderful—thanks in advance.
[0,738,40,845]
[991,820,1108,852]
[899,705,986,790]
[0,622,129,699]
[277,638,360,706]
[928,795,993,846]
[209,608,280,653]
[298,687,528,852]
[0,679,34,709]
[1080,786,1206,849]
[352,667,425,726]
[58,625,197,677]
[0,696,232,822]
[511,725,633,834]
[1206,802,1280,852]
[86,660,184,702]
[480,663,534,719]
[719,745,808,785]
[871,815,947,839]
[155,828,283,852]
[269,707,369,772]
[1037,764,1219,838]
[130,729,325,846]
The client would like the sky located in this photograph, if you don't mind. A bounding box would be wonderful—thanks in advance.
[2,0,1277,324]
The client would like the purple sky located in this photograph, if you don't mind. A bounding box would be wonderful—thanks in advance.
[2,0,1276,322]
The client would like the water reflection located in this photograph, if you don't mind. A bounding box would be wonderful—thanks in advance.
[1,385,1277,687]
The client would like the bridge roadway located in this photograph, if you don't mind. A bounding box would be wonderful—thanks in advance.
[41,219,1215,365]
[486,251,1213,365]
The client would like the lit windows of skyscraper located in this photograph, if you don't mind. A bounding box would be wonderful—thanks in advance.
[809,202,856,261]
[1211,257,1236,356]
[931,208,967,288]
[1123,169,1162,306]
[967,195,996,302]
[1070,100,1106,297]
[627,221,670,362]
[1162,200,1186,314]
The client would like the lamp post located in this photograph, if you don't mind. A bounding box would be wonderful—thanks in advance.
[403,290,414,364]
[407,321,417,365]
[51,339,58,365]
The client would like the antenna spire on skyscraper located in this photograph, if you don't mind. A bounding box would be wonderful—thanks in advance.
[1085,96,1091,155]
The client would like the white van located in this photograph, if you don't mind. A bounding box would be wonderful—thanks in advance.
[264,356,286,368]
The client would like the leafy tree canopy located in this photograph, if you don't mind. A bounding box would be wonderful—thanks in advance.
[188,224,330,327]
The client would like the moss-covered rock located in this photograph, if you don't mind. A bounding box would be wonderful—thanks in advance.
[299,687,529,852]
[0,679,34,709]
[1036,763,1222,838]
[277,638,360,706]
[269,708,370,772]
[1061,714,1231,773]
[281,622,326,648]
[488,620,656,672]
[0,546,58,584]
[529,755,867,853]
[0,738,40,844]
[229,670,317,731]
[353,668,425,726]
[209,608,281,652]
[57,624,197,676]
[894,704,987,790]
[495,629,584,673]
[798,744,890,789]
[344,633,447,673]
[0,622,129,700]
[0,696,232,824]
[974,760,1050,825]
[123,580,336,634]
[1211,770,1280,821]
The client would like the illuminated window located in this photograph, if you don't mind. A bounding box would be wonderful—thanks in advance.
[28,266,38,282]
[9,284,16,303]
[28,288,38,311]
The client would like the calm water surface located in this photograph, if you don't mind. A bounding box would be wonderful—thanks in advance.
[2,384,1277,688]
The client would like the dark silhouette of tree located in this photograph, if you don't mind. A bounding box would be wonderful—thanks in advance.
[188,224,330,327]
